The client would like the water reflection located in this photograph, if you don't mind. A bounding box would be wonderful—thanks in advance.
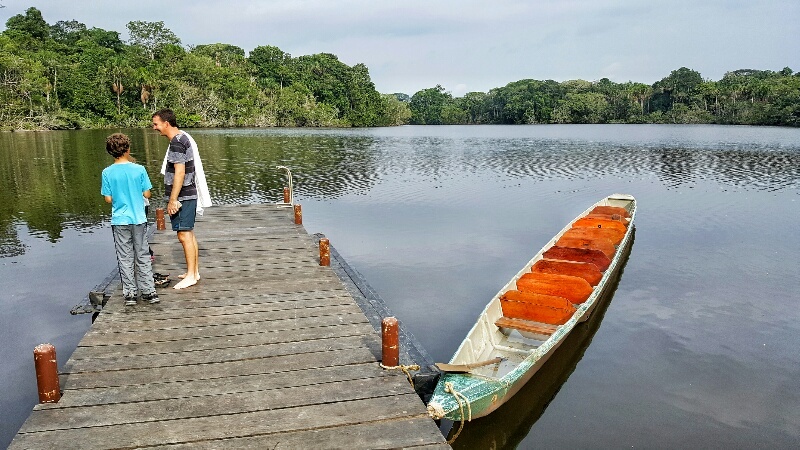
[1,125,799,257]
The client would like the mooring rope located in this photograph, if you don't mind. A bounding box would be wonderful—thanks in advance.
[379,363,420,389]
[444,381,472,444]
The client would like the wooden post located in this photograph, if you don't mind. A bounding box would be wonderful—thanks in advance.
[33,344,61,404]
[283,187,290,204]
[156,208,166,230]
[382,317,399,367]
[319,238,330,266]
[294,204,302,224]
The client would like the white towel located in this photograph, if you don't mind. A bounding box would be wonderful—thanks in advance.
[160,131,212,215]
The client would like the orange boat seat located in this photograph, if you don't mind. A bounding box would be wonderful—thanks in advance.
[573,217,628,234]
[517,272,594,304]
[555,236,616,259]
[562,227,624,245]
[590,205,630,218]
[532,259,603,286]
[542,246,611,271]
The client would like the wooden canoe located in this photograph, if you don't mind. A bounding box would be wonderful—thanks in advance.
[427,194,636,422]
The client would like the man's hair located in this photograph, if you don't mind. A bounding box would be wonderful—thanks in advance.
[106,133,130,158]
[152,108,178,127]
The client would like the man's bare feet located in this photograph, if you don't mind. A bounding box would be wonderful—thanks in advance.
[174,276,198,289]
[178,272,201,280]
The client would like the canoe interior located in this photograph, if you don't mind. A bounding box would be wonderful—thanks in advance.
[447,194,635,380]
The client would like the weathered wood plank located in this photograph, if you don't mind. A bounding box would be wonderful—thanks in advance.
[46,362,390,408]
[11,394,427,449]
[70,322,374,360]
[150,417,449,449]
[78,311,370,346]
[65,334,377,373]
[24,375,416,432]
[60,345,381,389]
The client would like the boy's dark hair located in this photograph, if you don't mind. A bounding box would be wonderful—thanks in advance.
[106,133,131,158]
[152,108,178,127]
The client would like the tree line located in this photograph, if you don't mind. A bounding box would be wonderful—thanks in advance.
[1,7,798,130]
[408,66,800,127]
[0,7,411,130]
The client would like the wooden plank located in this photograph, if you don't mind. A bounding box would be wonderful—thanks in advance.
[78,311,370,346]
[159,417,449,449]
[46,363,390,408]
[70,322,374,359]
[60,346,381,389]
[23,375,415,432]
[10,394,427,449]
[64,334,378,373]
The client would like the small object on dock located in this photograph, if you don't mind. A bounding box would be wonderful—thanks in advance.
[33,344,61,404]
[382,317,400,367]
[156,208,166,230]
[319,238,330,266]
[294,204,302,224]
[283,187,290,204]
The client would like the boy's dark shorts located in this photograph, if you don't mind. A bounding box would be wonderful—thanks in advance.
[170,199,197,231]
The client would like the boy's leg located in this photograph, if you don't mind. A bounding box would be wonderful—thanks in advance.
[132,223,157,295]
[112,225,137,299]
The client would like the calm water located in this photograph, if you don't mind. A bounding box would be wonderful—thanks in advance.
[1,125,799,448]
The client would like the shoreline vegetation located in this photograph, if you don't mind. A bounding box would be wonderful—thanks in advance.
[1,7,798,131]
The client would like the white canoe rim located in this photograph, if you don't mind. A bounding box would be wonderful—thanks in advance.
[427,194,636,422]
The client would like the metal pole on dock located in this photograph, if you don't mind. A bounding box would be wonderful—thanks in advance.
[319,238,330,266]
[382,317,400,367]
[283,187,290,204]
[33,344,61,403]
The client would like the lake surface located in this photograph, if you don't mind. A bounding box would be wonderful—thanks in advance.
[1,124,799,448]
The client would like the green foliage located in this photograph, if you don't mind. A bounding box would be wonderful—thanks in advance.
[0,8,397,129]
[0,7,797,129]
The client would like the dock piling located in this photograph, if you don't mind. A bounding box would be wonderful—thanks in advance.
[319,238,330,266]
[294,204,302,224]
[382,317,400,367]
[33,344,60,404]
[156,208,165,230]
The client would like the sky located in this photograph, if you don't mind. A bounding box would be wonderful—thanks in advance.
[2,0,798,97]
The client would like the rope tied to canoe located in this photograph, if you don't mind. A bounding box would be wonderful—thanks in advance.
[444,381,472,444]
[379,363,420,389]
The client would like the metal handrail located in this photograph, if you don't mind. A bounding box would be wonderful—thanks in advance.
[276,165,293,206]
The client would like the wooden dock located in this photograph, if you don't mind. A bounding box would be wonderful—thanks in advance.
[11,204,449,449]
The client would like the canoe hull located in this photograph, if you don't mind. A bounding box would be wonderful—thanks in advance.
[427,194,636,421]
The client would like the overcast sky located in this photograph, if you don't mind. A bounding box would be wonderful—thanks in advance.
[2,1,798,96]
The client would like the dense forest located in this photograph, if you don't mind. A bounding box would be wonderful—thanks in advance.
[1,7,798,130]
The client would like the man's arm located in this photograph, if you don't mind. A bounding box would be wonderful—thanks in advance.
[143,189,151,199]
[167,163,185,215]
[104,195,112,204]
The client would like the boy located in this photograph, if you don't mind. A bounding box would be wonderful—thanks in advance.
[101,133,159,306]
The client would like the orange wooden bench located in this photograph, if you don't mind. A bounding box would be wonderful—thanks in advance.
[532,259,603,286]
[562,227,624,245]
[542,246,611,271]
[573,217,628,234]
[555,236,616,259]
[495,317,559,336]
[516,272,594,304]
[590,205,630,218]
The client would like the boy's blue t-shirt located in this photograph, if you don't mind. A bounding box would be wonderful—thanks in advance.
[101,162,153,225]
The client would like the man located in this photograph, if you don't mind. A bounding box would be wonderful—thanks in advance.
[151,108,207,289]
